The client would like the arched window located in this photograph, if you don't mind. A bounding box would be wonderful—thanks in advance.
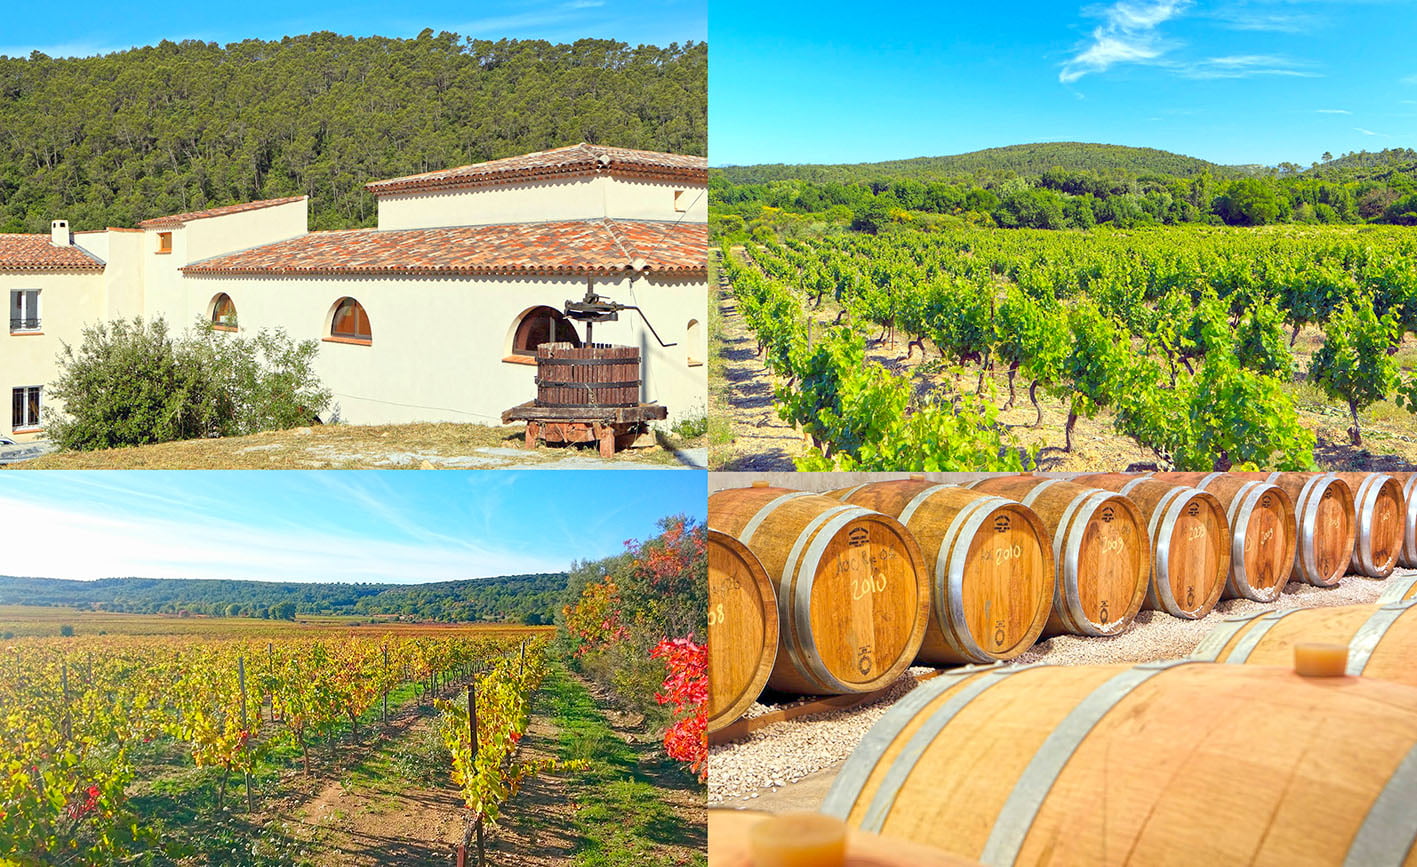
[686,319,703,367]
[506,305,580,362]
[210,293,237,331]
[329,297,372,344]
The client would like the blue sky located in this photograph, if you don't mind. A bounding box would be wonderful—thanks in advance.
[711,0,1417,167]
[0,471,704,583]
[0,0,704,59]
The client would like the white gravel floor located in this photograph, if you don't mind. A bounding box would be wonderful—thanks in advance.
[708,569,1412,804]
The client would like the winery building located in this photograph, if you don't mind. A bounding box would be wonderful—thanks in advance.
[0,144,708,441]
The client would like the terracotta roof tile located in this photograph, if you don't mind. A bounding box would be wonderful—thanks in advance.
[137,196,307,229]
[365,144,707,196]
[181,219,706,278]
[0,234,104,272]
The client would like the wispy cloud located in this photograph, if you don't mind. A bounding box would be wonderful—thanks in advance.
[455,0,617,38]
[1173,54,1318,79]
[1355,127,1388,136]
[1403,73,1417,85]
[1316,109,1351,114]
[1060,0,1192,83]
[1209,8,1316,34]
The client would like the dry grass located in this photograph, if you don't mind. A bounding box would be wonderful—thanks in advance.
[11,422,699,470]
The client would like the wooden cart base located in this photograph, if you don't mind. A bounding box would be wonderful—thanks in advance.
[502,401,668,459]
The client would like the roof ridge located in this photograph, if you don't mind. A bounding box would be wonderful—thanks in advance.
[596,217,638,264]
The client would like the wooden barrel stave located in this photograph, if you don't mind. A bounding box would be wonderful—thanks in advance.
[1391,471,1417,569]
[829,480,1054,665]
[1232,472,1355,586]
[1193,600,1417,685]
[707,530,779,733]
[1151,472,1297,602]
[822,661,1417,866]
[535,342,641,408]
[1335,472,1405,578]
[1392,471,1417,569]
[963,476,1149,636]
[709,486,931,696]
[1380,572,1417,604]
[1074,474,1230,619]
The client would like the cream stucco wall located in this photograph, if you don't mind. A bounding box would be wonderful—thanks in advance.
[375,174,707,230]
[178,271,707,428]
[142,199,309,324]
[2,189,704,442]
[0,271,106,440]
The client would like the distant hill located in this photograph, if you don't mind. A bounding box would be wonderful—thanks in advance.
[1318,148,1417,172]
[0,573,568,625]
[1307,148,1417,184]
[715,142,1237,184]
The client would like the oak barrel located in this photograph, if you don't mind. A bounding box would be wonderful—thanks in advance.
[828,479,1053,664]
[963,476,1148,636]
[1149,472,1297,602]
[1193,600,1417,687]
[534,343,640,408]
[1335,472,1404,578]
[820,661,1417,866]
[708,485,930,696]
[1073,474,1230,619]
[708,530,778,733]
[1233,472,1356,586]
[709,809,982,867]
[1393,471,1417,569]
[1379,572,1417,604]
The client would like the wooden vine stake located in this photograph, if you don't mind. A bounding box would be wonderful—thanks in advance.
[382,645,390,726]
[457,678,485,866]
[239,656,254,813]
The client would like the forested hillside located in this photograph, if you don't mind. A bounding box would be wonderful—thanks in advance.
[713,142,1417,234]
[716,142,1232,184]
[0,572,568,623]
[0,32,707,232]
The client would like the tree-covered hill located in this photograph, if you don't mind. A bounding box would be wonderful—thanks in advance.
[715,142,1235,185]
[0,573,568,624]
[0,32,706,233]
[1316,148,1417,174]
[713,140,1417,233]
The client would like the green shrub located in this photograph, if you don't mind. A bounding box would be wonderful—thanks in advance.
[47,317,332,451]
[670,414,708,440]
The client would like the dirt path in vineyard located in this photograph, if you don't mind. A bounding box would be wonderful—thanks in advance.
[283,668,703,866]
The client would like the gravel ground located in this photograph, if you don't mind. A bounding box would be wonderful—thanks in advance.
[708,569,1411,804]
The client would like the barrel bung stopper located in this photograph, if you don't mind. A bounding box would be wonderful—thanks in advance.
[1295,642,1348,677]
[751,480,771,488]
[749,812,847,867]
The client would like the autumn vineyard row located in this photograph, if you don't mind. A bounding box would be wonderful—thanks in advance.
[723,225,1417,470]
[0,631,547,863]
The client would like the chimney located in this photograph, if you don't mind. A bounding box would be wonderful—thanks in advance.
[50,220,71,247]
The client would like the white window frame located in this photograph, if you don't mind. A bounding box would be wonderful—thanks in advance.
[9,289,40,333]
[674,189,687,212]
[11,385,41,431]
